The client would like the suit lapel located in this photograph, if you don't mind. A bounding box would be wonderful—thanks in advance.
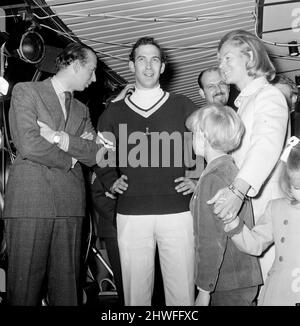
[65,98,85,135]
[39,79,84,135]
[39,79,65,130]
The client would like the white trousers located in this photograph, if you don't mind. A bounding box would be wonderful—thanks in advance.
[117,211,195,306]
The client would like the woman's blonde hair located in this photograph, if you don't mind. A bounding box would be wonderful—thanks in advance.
[279,142,300,201]
[218,29,275,82]
[186,103,245,153]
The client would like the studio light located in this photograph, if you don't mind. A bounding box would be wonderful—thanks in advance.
[288,41,299,57]
[1,9,45,64]
[19,30,45,64]
[5,29,45,64]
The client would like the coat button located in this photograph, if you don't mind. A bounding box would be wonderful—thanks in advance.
[279,256,283,262]
[209,283,214,289]
[281,237,285,243]
[283,219,288,225]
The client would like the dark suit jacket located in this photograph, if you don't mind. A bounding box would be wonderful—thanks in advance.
[190,155,263,292]
[4,78,104,218]
[90,172,117,238]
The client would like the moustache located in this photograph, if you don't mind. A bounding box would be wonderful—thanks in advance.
[214,92,225,97]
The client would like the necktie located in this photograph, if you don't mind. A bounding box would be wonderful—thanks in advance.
[64,91,72,121]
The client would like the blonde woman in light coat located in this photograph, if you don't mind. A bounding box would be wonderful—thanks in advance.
[208,30,289,291]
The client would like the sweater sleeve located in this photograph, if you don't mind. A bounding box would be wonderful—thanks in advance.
[94,106,119,191]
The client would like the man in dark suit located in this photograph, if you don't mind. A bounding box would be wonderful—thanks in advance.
[3,43,107,306]
[90,172,124,305]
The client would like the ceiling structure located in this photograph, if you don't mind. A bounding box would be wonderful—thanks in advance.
[43,0,257,108]
[259,0,300,82]
[1,0,300,108]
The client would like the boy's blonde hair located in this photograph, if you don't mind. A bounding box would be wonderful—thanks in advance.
[186,103,245,153]
[279,142,300,201]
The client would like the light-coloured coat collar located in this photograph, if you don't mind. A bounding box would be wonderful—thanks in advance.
[234,76,268,108]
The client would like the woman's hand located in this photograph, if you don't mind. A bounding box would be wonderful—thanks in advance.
[207,186,243,223]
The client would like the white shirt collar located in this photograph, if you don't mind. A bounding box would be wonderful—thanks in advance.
[51,76,70,96]
[51,76,70,119]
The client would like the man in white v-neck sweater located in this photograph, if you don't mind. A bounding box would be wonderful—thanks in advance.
[95,37,197,306]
